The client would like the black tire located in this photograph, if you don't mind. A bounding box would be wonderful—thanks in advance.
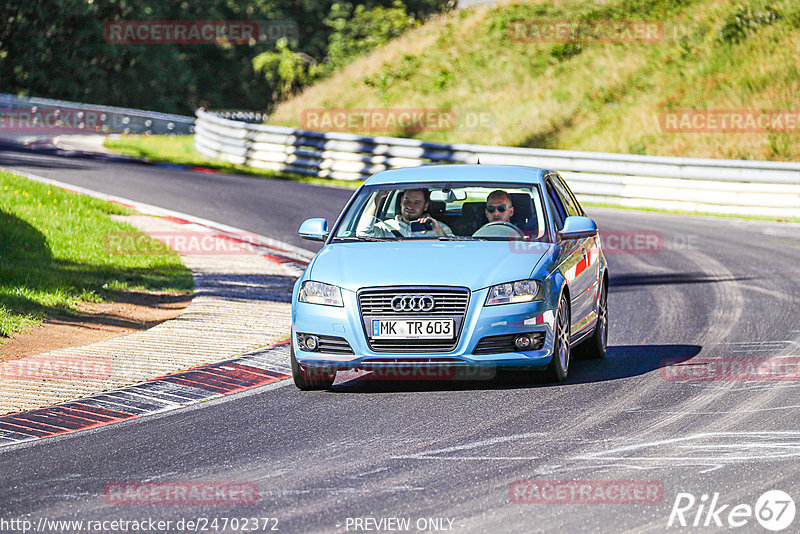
[544,293,571,382]
[291,343,335,390]
[576,279,608,360]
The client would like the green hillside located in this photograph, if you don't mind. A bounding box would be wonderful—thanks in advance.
[268,0,800,161]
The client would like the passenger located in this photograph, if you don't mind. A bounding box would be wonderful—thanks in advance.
[361,188,453,238]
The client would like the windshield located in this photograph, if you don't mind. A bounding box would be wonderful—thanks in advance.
[332,182,550,242]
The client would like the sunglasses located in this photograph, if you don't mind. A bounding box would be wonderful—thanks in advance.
[485,204,509,213]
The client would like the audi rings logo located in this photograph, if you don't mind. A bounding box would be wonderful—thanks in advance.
[391,295,435,312]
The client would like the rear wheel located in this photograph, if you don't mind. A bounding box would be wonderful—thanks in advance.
[576,279,608,359]
[291,343,336,390]
[544,294,571,382]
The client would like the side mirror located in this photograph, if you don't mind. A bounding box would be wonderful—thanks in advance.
[298,218,329,242]
[558,216,597,240]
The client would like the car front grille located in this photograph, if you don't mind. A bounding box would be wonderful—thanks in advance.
[358,286,470,353]
[359,289,469,316]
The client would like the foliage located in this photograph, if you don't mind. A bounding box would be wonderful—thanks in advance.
[1,0,282,113]
[252,1,432,103]
[716,3,781,43]
[363,54,422,103]
[326,1,418,71]
[1,0,450,114]
[253,39,325,101]
[269,0,800,161]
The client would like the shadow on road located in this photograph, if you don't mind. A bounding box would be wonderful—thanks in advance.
[0,139,104,170]
[610,272,753,291]
[328,343,702,393]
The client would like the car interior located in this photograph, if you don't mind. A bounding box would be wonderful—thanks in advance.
[384,189,540,237]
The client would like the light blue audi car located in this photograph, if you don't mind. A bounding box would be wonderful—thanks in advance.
[291,165,608,389]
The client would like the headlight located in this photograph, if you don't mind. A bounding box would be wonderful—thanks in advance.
[298,281,344,307]
[485,280,543,306]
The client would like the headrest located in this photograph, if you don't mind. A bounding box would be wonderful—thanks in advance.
[429,200,445,218]
[461,201,486,221]
[509,193,533,226]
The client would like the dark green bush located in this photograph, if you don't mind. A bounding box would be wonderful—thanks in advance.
[716,3,781,44]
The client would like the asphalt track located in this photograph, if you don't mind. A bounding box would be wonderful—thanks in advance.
[2,141,800,533]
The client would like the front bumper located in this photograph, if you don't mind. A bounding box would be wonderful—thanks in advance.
[292,287,557,371]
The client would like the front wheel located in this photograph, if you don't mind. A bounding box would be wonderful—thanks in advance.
[544,294,571,382]
[576,280,608,359]
[291,343,336,390]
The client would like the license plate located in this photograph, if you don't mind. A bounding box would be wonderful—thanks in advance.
[371,318,454,339]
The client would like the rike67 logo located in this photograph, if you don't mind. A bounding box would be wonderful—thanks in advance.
[668,490,795,531]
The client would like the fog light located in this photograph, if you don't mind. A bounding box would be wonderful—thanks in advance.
[514,334,532,350]
[303,335,319,352]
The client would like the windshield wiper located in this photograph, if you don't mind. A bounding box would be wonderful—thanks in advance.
[334,236,394,242]
[438,236,482,241]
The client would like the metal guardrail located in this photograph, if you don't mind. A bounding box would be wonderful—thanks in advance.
[194,109,800,218]
[0,93,195,135]
[457,0,497,8]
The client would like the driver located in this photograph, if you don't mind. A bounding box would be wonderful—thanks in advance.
[362,188,453,238]
[483,190,515,224]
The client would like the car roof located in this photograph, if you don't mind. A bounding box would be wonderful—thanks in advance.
[362,164,550,186]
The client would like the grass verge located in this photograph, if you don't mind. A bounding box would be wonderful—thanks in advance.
[0,171,193,338]
[104,135,360,190]
[269,0,800,162]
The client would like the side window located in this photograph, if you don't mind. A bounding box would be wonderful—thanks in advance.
[545,180,567,230]
[550,174,582,217]
[556,174,585,216]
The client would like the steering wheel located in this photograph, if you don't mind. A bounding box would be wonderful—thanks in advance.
[472,221,524,238]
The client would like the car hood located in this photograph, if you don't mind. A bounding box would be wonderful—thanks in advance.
[307,241,554,292]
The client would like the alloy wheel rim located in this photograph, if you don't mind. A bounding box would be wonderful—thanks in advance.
[558,304,570,371]
[598,289,608,349]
